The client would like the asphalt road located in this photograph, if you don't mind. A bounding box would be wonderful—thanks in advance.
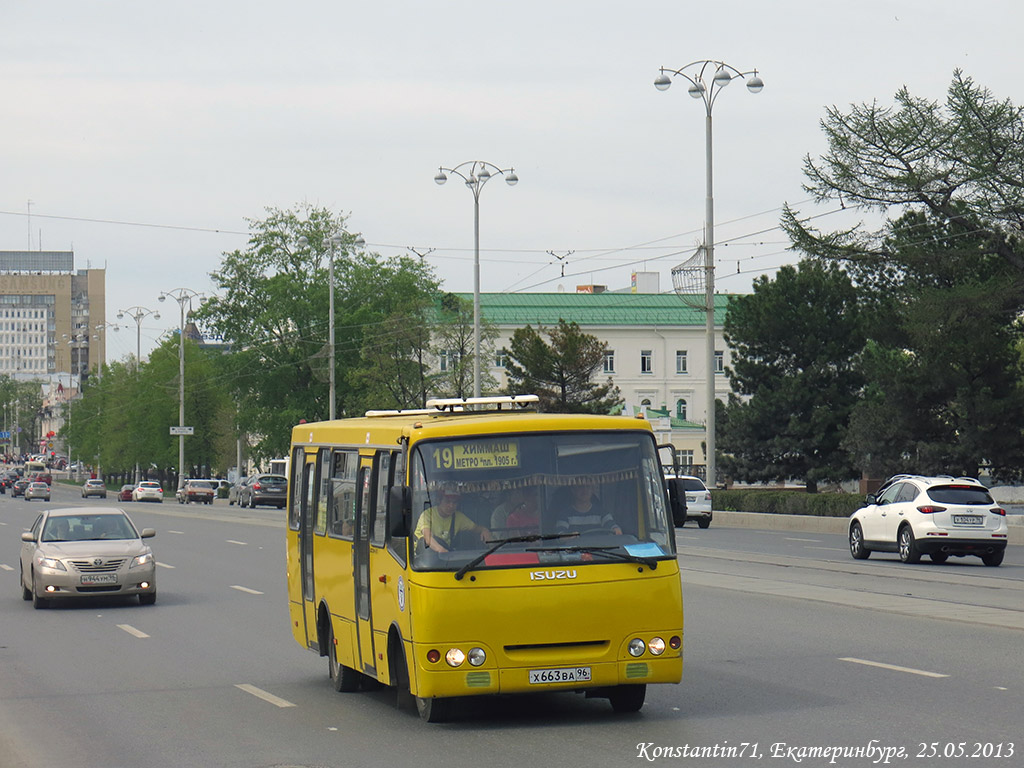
[0,484,1020,768]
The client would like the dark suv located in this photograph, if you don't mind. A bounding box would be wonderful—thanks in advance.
[239,474,287,509]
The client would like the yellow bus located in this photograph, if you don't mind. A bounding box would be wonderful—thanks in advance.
[286,395,684,722]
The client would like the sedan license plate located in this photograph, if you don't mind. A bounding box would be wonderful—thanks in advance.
[529,667,591,685]
[952,515,983,525]
[80,574,117,585]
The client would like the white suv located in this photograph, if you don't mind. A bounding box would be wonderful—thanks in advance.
[849,475,1008,566]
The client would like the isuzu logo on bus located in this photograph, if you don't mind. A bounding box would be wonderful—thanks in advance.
[529,569,577,581]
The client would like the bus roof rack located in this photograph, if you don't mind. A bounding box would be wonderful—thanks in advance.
[365,408,439,418]
[425,395,540,413]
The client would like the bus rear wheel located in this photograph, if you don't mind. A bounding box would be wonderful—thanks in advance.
[608,684,646,713]
[328,622,361,692]
[416,695,454,723]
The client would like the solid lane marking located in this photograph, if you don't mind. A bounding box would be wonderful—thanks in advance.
[839,657,948,678]
[231,585,264,595]
[117,624,150,639]
[236,684,296,708]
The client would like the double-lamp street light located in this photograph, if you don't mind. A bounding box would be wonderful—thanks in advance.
[655,60,763,487]
[116,306,160,371]
[434,161,518,398]
[297,231,364,421]
[159,288,203,491]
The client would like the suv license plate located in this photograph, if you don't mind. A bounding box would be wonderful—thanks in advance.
[952,515,983,525]
[529,667,591,685]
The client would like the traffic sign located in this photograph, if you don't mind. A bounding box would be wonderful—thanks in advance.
[169,426,195,435]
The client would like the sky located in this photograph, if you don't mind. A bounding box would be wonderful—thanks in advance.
[3,0,1022,363]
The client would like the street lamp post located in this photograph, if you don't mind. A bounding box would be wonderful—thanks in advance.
[297,231,364,421]
[159,289,203,491]
[655,60,763,487]
[434,161,518,398]
[116,306,159,371]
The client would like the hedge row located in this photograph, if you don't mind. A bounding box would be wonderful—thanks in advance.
[711,489,864,517]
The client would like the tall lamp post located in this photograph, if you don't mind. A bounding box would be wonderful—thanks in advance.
[434,160,518,398]
[655,60,763,487]
[297,231,364,421]
[116,306,159,371]
[159,288,203,491]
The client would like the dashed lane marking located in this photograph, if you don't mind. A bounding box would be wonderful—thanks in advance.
[839,657,948,678]
[226,539,248,546]
[236,684,296,708]
[117,624,150,639]
[230,585,264,595]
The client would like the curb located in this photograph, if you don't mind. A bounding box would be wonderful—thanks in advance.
[712,510,1024,546]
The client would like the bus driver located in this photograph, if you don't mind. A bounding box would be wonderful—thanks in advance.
[414,490,491,553]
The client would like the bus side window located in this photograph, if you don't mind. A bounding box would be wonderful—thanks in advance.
[315,448,330,536]
[371,452,390,547]
[328,450,357,538]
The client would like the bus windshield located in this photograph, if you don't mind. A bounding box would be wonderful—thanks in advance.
[409,431,673,572]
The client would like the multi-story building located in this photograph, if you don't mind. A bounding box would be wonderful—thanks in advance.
[452,275,733,476]
[0,251,107,380]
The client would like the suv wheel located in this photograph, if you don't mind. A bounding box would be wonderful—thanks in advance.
[849,522,870,559]
[898,525,921,564]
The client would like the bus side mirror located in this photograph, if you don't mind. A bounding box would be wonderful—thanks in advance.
[667,478,688,527]
[389,485,411,538]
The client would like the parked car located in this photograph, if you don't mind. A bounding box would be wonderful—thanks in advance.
[237,473,287,509]
[669,475,712,528]
[176,479,216,505]
[132,481,164,503]
[82,479,108,498]
[20,507,157,607]
[118,485,135,502]
[12,479,30,497]
[25,482,51,502]
[849,475,1009,566]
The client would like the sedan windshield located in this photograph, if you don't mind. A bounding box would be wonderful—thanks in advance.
[410,431,673,572]
[43,515,137,542]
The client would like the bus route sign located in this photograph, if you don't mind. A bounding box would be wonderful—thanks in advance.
[432,440,519,471]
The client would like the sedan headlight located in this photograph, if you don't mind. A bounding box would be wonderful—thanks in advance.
[130,552,153,569]
[37,555,66,571]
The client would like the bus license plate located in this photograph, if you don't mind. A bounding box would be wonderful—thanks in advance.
[80,574,117,585]
[953,515,983,525]
[529,667,591,685]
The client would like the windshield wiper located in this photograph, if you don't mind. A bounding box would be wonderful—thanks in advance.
[454,533,579,580]
[527,544,660,570]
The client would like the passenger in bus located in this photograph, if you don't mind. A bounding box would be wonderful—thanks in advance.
[490,487,529,531]
[504,488,541,535]
[415,490,491,553]
[553,482,622,535]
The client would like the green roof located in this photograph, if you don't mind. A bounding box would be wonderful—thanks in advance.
[455,292,730,327]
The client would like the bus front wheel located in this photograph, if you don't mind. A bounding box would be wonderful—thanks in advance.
[416,695,454,723]
[608,684,646,713]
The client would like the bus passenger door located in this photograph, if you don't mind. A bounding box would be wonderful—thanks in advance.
[353,458,376,675]
[300,457,319,650]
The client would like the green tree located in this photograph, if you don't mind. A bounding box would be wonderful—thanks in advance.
[781,72,1024,481]
[430,293,499,399]
[196,204,440,460]
[504,320,621,414]
[720,260,864,492]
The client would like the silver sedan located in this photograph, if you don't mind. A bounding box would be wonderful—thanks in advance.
[20,508,157,608]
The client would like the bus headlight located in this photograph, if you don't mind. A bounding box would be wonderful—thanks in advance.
[628,638,646,657]
[468,648,486,666]
[445,648,466,667]
[648,637,666,656]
